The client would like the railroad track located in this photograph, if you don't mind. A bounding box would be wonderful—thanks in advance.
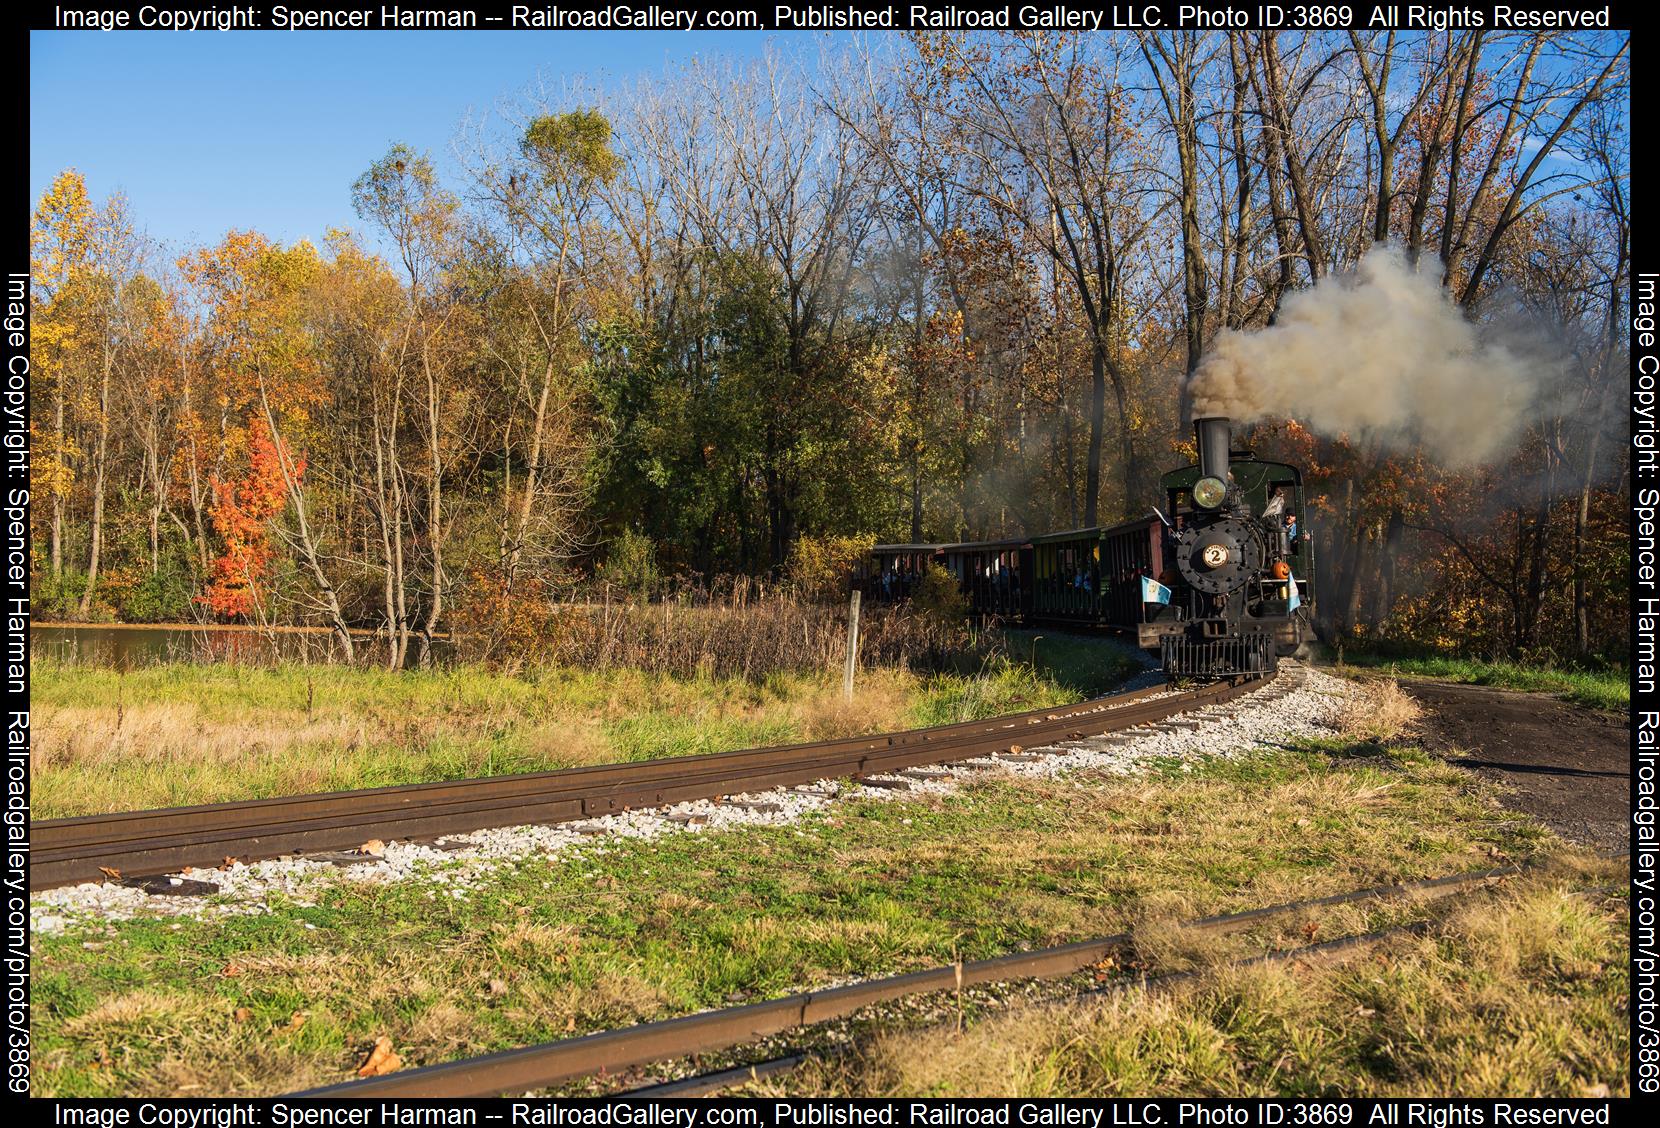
[298,857,1534,1098]
[627,925,1433,1098]
[33,671,1286,892]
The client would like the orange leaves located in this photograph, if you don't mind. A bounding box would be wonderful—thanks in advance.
[356,1036,403,1077]
[199,419,301,619]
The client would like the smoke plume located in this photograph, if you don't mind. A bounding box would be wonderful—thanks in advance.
[1190,245,1558,467]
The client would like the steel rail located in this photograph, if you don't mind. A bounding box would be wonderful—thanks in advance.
[297,858,1522,1099]
[623,923,1436,1098]
[33,676,1271,890]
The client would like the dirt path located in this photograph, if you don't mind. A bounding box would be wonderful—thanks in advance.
[1400,680,1629,853]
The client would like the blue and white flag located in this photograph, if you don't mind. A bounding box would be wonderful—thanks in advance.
[1287,572,1302,611]
[1141,574,1172,605]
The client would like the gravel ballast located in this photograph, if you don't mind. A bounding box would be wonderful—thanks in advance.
[31,663,1354,934]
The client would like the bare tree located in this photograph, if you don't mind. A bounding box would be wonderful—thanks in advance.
[353,145,463,666]
[936,33,1161,522]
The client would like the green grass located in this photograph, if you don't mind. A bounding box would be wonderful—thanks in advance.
[772,872,1628,1097]
[908,630,1144,728]
[31,735,1567,1096]
[1324,646,1627,711]
[30,633,1140,817]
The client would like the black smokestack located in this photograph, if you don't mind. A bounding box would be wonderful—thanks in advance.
[1195,416,1231,481]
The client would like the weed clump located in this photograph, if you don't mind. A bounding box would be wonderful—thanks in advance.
[1336,677,1422,745]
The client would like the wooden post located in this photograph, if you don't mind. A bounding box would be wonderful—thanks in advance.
[843,590,862,701]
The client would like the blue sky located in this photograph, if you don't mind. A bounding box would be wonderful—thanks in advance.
[30,30,777,255]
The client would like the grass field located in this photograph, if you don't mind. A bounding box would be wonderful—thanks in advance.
[32,676,1623,1098]
[1326,646,1627,712]
[30,631,1141,818]
[763,871,1626,1097]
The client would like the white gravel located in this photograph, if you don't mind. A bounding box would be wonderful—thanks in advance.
[31,662,1356,936]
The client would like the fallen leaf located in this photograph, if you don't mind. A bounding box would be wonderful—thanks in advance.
[1008,745,1023,754]
[180,866,194,875]
[97,866,121,881]
[1301,921,1320,941]
[222,856,239,869]
[284,1010,309,1032]
[359,839,386,857]
[220,962,244,978]
[232,1007,251,1024]
[356,1036,402,1078]
[565,1017,577,1032]
[487,979,508,997]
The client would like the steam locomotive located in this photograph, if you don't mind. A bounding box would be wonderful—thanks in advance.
[853,416,1314,679]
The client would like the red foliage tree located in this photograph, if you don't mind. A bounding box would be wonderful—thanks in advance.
[199,420,301,619]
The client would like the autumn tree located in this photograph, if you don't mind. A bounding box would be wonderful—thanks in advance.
[352,145,466,665]
[200,420,298,620]
[468,109,617,588]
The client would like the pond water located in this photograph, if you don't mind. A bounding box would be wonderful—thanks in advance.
[30,624,450,668]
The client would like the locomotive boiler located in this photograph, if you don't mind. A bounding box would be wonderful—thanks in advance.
[1137,416,1313,677]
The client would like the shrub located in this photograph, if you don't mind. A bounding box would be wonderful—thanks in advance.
[450,568,571,672]
[37,568,96,621]
[598,528,661,596]
[114,560,198,623]
[913,564,968,627]
[788,533,876,603]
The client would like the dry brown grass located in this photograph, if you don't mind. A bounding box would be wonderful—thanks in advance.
[760,864,1627,1097]
[30,664,930,816]
[1337,677,1423,744]
[459,581,984,679]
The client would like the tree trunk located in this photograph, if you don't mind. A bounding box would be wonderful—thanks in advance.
[1372,509,1405,626]
[1260,35,1326,279]
[420,340,444,667]
[1224,36,1254,332]
[76,352,112,618]
[1084,334,1106,527]
[51,385,64,584]
[260,391,355,663]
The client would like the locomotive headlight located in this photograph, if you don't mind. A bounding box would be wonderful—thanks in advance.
[1192,476,1227,509]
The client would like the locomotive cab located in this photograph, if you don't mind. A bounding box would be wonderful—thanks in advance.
[1139,417,1315,678]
